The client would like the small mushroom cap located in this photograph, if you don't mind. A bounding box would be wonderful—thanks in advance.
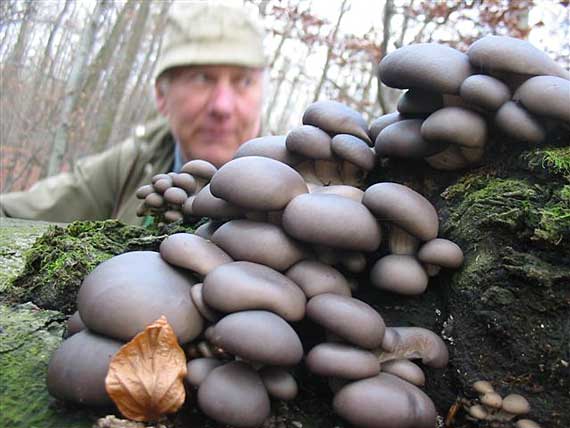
[379,43,473,94]
[209,310,304,365]
[159,233,233,277]
[185,357,223,387]
[333,373,437,428]
[153,177,173,194]
[198,361,270,428]
[202,261,306,321]
[211,219,306,271]
[163,187,188,206]
[468,404,489,420]
[370,254,429,295]
[377,326,449,368]
[135,184,154,199]
[259,366,298,401]
[459,74,511,111]
[306,293,385,349]
[286,260,352,298]
[368,112,403,142]
[233,135,301,165]
[381,359,425,386]
[194,220,222,240]
[473,380,495,394]
[421,107,487,148]
[331,134,376,170]
[144,192,165,209]
[190,283,220,323]
[302,100,371,143]
[191,184,245,219]
[171,172,197,194]
[363,182,439,241]
[397,89,443,115]
[47,330,123,406]
[514,75,570,123]
[417,238,464,269]
[375,119,448,159]
[210,156,308,211]
[306,342,380,380]
[481,391,503,409]
[495,101,546,144]
[502,393,531,415]
[282,193,382,252]
[515,419,541,428]
[151,173,171,184]
[163,209,183,223]
[311,185,364,202]
[65,310,86,337]
[181,159,218,180]
[467,35,570,80]
[286,125,334,160]
[77,251,203,343]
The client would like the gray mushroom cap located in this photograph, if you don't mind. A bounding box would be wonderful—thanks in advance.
[159,233,233,277]
[282,193,382,252]
[302,100,371,143]
[194,220,223,240]
[286,259,352,298]
[306,293,385,349]
[417,238,464,269]
[47,330,123,406]
[185,357,223,387]
[171,172,197,194]
[514,75,570,123]
[502,393,531,415]
[363,182,439,241]
[286,125,335,160]
[191,184,245,219]
[495,101,546,144]
[190,283,220,323]
[259,366,298,401]
[368,112,403,142]
[375,119,448,159]
[77,251,203,343]
[306,342,380,380]
[153,177,173,194]
[378,326,449,368]
[397,89,443,115]
[378,43,473,94]
[211,219,306,271]
[421,107,487,149]
[467,35,570,80]
[198,361,270,428]
[163,187,188,206]
[381,359,426,386]
[459,74,511,111]
[209,310,304,365]
[181,159,218,180]
[333,373,437,428]
[210,156,308,211]
[65,310,86,337]
[370,254,429,295]
[135,184,154,199]
[202,261,306,321]
[311,185,364,202]
[331,134,376,170]
[233,135,301,166]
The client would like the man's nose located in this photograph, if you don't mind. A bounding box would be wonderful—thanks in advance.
[209,81,236,116]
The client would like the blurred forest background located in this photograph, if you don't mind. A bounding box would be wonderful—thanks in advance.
[1,0,569,193]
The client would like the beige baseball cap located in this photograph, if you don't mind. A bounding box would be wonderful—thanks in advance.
[154,1,267,81]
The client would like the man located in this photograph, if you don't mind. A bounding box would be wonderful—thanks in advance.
[0,1,266,225]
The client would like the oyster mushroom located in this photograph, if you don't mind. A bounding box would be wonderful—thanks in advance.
[286,259,352,298]
[181,159,217,190]
[65,310,86,337]
[381,359,425,386]
[302,100,371,143]
[259,366,298,401]
[370,254,429,295]
[171,172,197,194]
[397,89,443,115]
[286,124,334,160]
[513,75,570,123]
[331,134,376,186]
[233,135,301,166]
[368,112,403,142]
[375,119,448,159]
[495,101,546,144]
[459,74,511,111]
[190,283,220,323]
[417,237,464,276]
[185,357,224,387]
[306,342,380,380]
[191,184,245,219]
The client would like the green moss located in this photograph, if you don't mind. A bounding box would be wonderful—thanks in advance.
[533,186,570,246]
[523,146,570,181]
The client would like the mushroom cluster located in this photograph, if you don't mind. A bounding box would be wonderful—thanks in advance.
[460,380,541,428]
[373,35,570,170]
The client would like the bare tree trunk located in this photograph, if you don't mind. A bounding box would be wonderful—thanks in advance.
[7,1,35,71]
[92,0,151,153]
[265,57,291,129]
[377,0,394,114]
[395,0,414,48]
[46,1,106,177]
[312,0,350,102]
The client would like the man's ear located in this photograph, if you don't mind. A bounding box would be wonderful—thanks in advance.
[155,81,168,116]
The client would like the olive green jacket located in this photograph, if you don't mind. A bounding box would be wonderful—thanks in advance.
[0,118,174,226]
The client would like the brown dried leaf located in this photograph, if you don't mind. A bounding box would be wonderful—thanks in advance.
[105,316,187,422]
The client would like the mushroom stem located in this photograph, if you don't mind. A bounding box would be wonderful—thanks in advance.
[388,225,420,255]
[295,160,323,185]
[315,160,342,185]
[340,161,366,188]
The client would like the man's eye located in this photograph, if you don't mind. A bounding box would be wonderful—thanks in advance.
[236,75,254,89]
[190,73,209,84]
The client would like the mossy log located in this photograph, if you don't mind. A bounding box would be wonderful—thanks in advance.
[0,135,568,427]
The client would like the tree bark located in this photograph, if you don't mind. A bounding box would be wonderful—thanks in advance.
[377,0,394,114]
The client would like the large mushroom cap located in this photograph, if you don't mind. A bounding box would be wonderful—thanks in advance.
[211,219,306,271]
[514,75,570,123]
[397,89,443,115]
[378,326,449,368]
[210,156,308,211]
[47,330,123,406]
[181,159,218,180]
[381,359,426,386]
[209,310,304,365]
[363,182,438,241]
[306,342,380,380]
[286,125,334,159]
[202,261,306,321]
[191,184,245,219]
[302,100,370,143]
[368,112,403,142]
[333,373,437,428]
[160,233,233,277]
[417,238,464,269]
[375,119,448,159]
[306,293,385,349]
[459,74,511,111]
[495,101,546,144]
[282,193,382,252]
[370,254,429,295]
[378,43,472,94]
[421,107,487,148]
[286,260,352,298]
[331,134,376,170]
[233,135,301,166]
[259,366,298,401]
[467,35,570,80]
[198,361,270,428]
[77,251,203,343]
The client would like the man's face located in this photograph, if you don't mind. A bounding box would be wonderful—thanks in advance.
[155,65,264,168]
